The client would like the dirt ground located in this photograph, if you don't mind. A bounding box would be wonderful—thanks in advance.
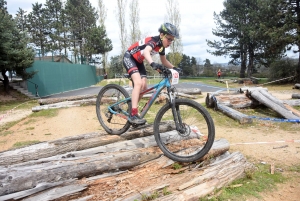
[0,90,300,200]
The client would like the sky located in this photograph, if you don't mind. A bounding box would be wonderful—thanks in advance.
[6,0,229,64]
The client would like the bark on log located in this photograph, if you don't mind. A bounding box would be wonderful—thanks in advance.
[32,99,96,112]
[213,93,252,109]
[38,95,97,105]
[292,94,300,99]
[250,90,300,120]
[0,137,230,197]
[121,151,254,201]
[284,103,300,117]
[284,99,300,106]
[0,123,174,166]
[216,104,253,124]
[175,88,202,95]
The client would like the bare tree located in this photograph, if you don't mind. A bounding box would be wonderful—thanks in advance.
[128,0,141,45]
[165,0,183,66]
[115,0,127,55]
[98,0,108,72]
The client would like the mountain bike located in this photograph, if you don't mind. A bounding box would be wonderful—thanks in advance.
[96,67,215,163]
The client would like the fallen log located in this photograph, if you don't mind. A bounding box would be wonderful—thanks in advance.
[0,123,174,166]
[283,99,300,106]
[120,151,253,201]
[32,98,96,112]
[0,137,230,197]
[249,90,300,120]
[38,95,97,105]
[284,103,300,117]
[293,83,300,89]
[175,88,202,95]
[292,94,300,99]
[216,104,253,124]
[212,93,252,109]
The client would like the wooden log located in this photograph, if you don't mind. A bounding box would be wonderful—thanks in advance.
[216,103,253,124]
[175,88,202,95]
[213,93,252,109]
[292,94,300,99]
[0,137,230,197]
[0,148,162,196]
[121,151,254,201]
[38,95,97,105]
[239,87,267,93]
[293,83,300,89]
[0,123,174,166]
[284,103,300,117]
[259,89,286,109]
[32,98,96,112]
[0,179,81,201]
[283,99,300,106]
[250,90,300,120]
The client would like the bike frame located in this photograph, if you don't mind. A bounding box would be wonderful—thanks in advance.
[107,76,174,120]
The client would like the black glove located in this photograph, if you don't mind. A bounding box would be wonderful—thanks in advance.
[150,62,163,70]
[173,67,182,73]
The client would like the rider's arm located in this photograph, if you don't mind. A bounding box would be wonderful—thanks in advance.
[143,46,154,64]
[160,55,174,68]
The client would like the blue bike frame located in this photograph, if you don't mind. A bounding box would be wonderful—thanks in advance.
[107,77,172,121]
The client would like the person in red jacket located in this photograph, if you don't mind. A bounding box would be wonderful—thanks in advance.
[122,22,181,125]
[217,69,221,79]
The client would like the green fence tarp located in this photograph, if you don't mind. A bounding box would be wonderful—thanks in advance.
[26,61,103,97]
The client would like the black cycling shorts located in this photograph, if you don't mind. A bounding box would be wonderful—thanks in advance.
[123,51,147,78]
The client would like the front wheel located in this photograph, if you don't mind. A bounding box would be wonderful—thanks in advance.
[96,84,131,135]
[154,99,215,163]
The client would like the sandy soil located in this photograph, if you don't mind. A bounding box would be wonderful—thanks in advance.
[0,90,300,200]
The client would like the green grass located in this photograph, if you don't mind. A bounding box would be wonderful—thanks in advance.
[200,164,286,201]
[30,108,59,118]
[13,140,40,148]
[0,99,38,112]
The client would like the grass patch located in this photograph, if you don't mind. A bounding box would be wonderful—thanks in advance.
[200,164,286,201]
[0,99,38,112]
[24,119,37,125]
[13,140,40,148]
[30,109,59,118]
[0,140,7,145]
[25,127,35,130]
[0,120,20,133]
[289,164,300,173]
[0,130,13,137]
[44,133,52,135]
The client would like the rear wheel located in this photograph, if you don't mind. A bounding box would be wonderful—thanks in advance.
[96,84,131,135]
[154,99,215,163]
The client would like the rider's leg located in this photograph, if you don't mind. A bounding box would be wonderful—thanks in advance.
[131,72,142,115]
[139,76,148,101]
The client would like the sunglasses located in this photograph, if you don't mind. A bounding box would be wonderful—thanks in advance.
[164,35,175,42]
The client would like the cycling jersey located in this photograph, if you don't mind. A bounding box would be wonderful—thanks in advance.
[123,35,165,78]
[127,36,165,63]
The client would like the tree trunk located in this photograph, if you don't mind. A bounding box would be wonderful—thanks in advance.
[1,69,9,94]
[292,93,300,99]
[216,103,253,124]
[249,90,300,120]
[0,137,230,197]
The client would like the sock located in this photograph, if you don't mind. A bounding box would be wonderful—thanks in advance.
[131,108,138,116]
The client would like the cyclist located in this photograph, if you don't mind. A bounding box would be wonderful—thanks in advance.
[122,22,180,125]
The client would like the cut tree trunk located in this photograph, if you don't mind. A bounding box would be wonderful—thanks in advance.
[212,93,252,109]
[0,138,230,197]
[293,83,300,89]
[0,123,174,166]
[249,90,300,120]
[38,95,97,105]
[120,151,253,201]
[292,94,300,99]
[216,103,253,124]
